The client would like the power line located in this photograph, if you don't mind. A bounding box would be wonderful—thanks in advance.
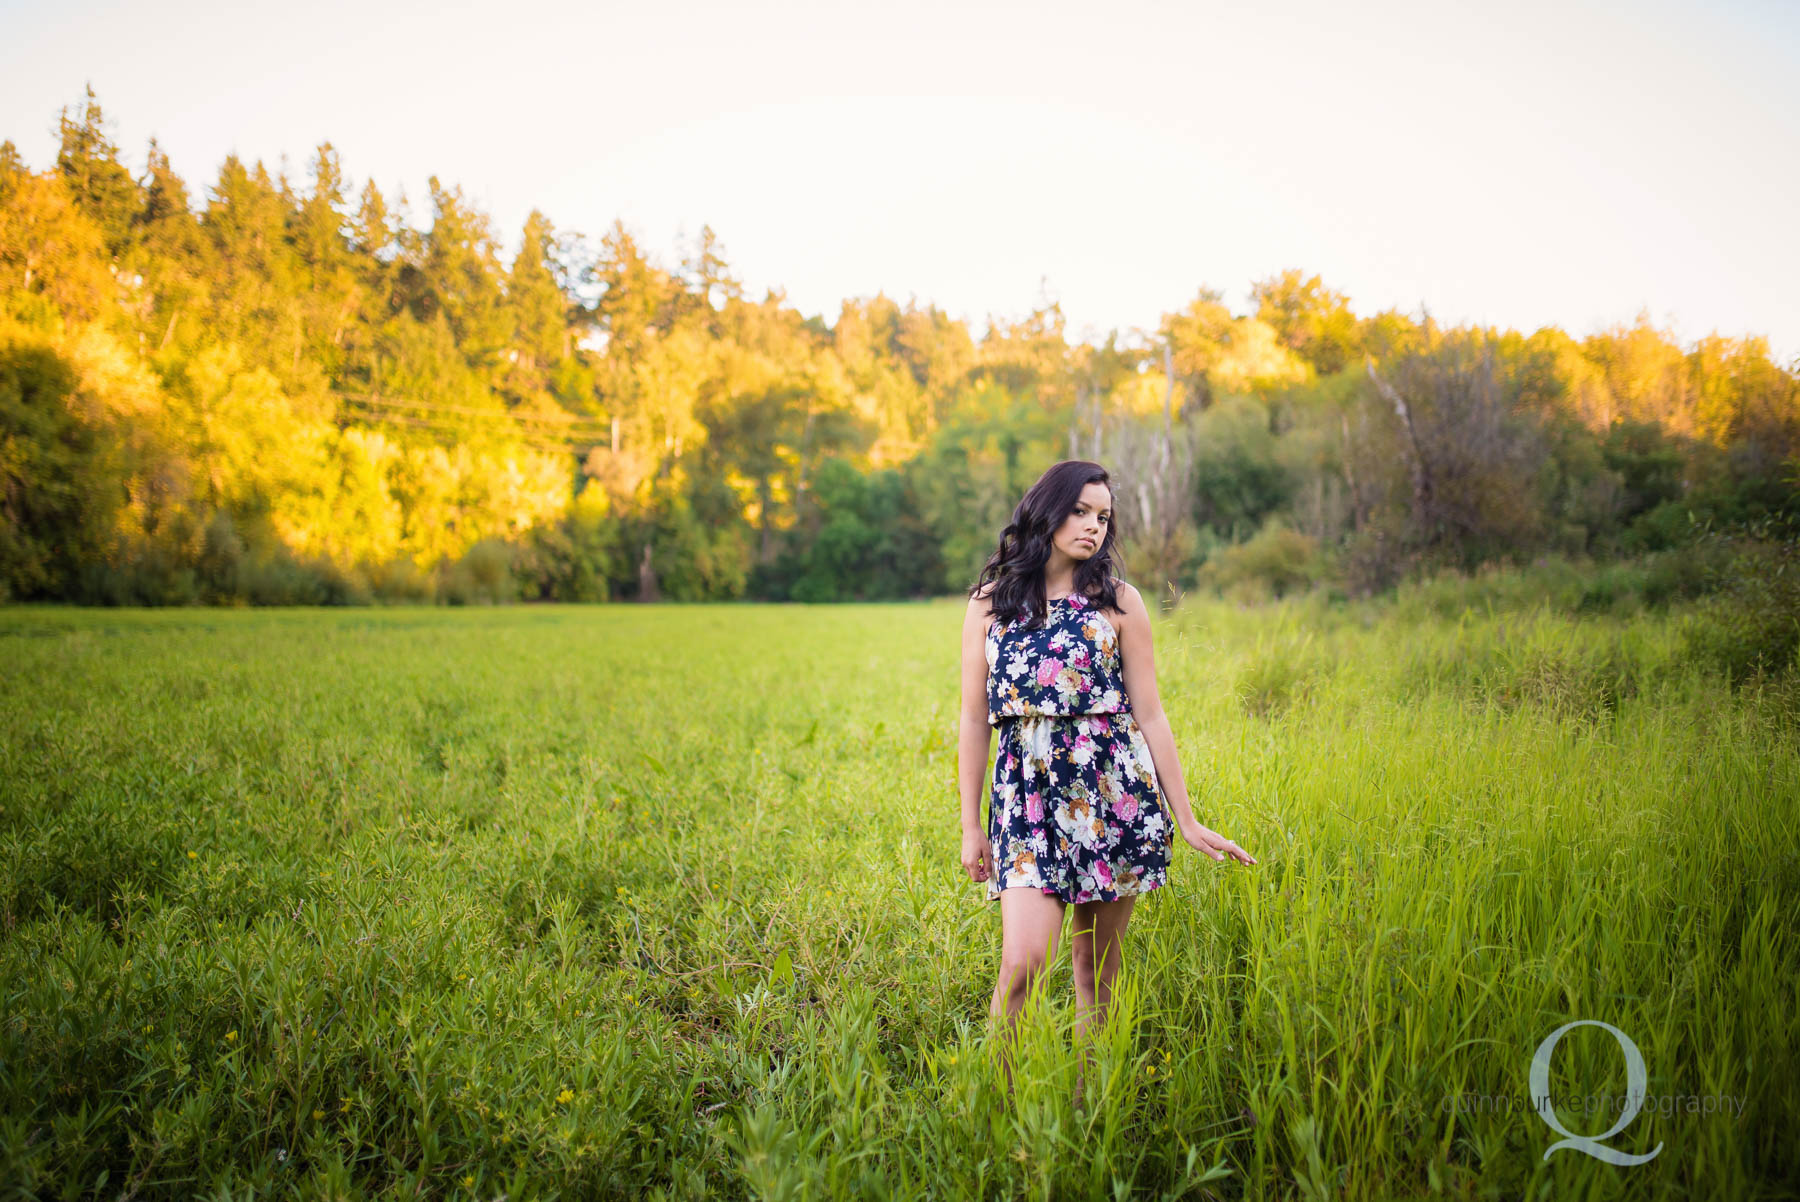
[333,398,612,453]
[331,389,612,437]
[333,408,595,457]
[335,395,610,438]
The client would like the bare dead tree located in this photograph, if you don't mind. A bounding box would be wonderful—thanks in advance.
[1090,341,1201,607]
[637,540,659,602]
[1365,353,1432,533]
[1364,338,1549,560]
[1067,376,1105,462]
[1340,409,1364,532]
[1069,380,1087,460]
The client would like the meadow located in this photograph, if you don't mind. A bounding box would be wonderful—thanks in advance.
[1,564,1796,1200]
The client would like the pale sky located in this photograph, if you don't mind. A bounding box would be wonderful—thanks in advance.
[3,0,1796,363]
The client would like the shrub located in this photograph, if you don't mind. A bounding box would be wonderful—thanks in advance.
[1200,518,1326,604]
[439,539,521,606]
[1679,533,1800,685]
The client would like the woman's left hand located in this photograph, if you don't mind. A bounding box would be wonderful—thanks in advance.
[1179,819,1257,865]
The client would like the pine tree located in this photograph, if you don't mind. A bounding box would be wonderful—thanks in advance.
[55,84,142,258]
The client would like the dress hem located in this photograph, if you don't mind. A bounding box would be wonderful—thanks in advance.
[985,873,1168,906]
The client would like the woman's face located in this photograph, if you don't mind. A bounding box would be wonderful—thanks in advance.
[1052,482,1112,563]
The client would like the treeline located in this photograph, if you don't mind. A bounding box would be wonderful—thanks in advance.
[1,87,1796,607]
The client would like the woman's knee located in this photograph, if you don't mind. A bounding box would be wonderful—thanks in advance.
[996,947,1054,992]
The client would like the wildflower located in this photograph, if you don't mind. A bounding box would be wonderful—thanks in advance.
[1147,1065,1157,1076]
[187,851,198,860]
[947,1054,958,1065]
[225,1030,237,1042]
[312,1109,324,1120]
[340,1098,351,1113]
[557,1088,574,1104]
[463,1175,475,1188]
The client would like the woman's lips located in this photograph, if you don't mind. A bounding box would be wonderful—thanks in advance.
[1077,539,1095,548]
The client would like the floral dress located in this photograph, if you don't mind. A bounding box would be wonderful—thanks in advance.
[984,591,1172,904]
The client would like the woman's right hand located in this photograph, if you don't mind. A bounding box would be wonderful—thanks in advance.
[1178,819,1257,865]
[961,829,993,885]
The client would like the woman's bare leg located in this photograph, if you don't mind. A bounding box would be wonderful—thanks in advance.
[1069,895,1136,1107]
[988,887,1066,1094]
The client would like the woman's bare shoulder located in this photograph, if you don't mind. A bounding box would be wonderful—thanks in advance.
[1100,578,1141,622]
[966,581,1000,626]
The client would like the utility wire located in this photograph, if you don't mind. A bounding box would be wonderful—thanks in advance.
[332,389,611,437]
[333,397,610,452]
[333,409,595,456]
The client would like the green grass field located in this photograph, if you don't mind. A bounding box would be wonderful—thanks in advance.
[2,578,1796,1200]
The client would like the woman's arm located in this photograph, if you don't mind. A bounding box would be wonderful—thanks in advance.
[957,592,996,833]
[1114,582,1256,865]
[956,590,997,884]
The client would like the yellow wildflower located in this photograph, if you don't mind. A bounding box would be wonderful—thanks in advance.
[187,851,197,860]
[225,1030,237,1042]
[312,1109,324,1120]
[557,1088,574,1104]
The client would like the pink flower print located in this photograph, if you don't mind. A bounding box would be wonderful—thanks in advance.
[1095,860,1113,887]
[1025,790,1045,822]
[1035,657,1063,687]
[1114,793,1140,822]
[1070,645,1091,670]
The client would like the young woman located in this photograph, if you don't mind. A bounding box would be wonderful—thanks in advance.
[957,459,1256,1087]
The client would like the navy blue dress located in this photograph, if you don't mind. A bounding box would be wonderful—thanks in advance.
[984,591,1173,903]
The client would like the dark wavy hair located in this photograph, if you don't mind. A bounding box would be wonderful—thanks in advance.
[968,460,1124,629]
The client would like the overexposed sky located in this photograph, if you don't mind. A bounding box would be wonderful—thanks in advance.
[3,0,1796,362]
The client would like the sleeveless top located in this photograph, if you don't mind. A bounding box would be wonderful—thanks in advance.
[985,591,1130,727]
